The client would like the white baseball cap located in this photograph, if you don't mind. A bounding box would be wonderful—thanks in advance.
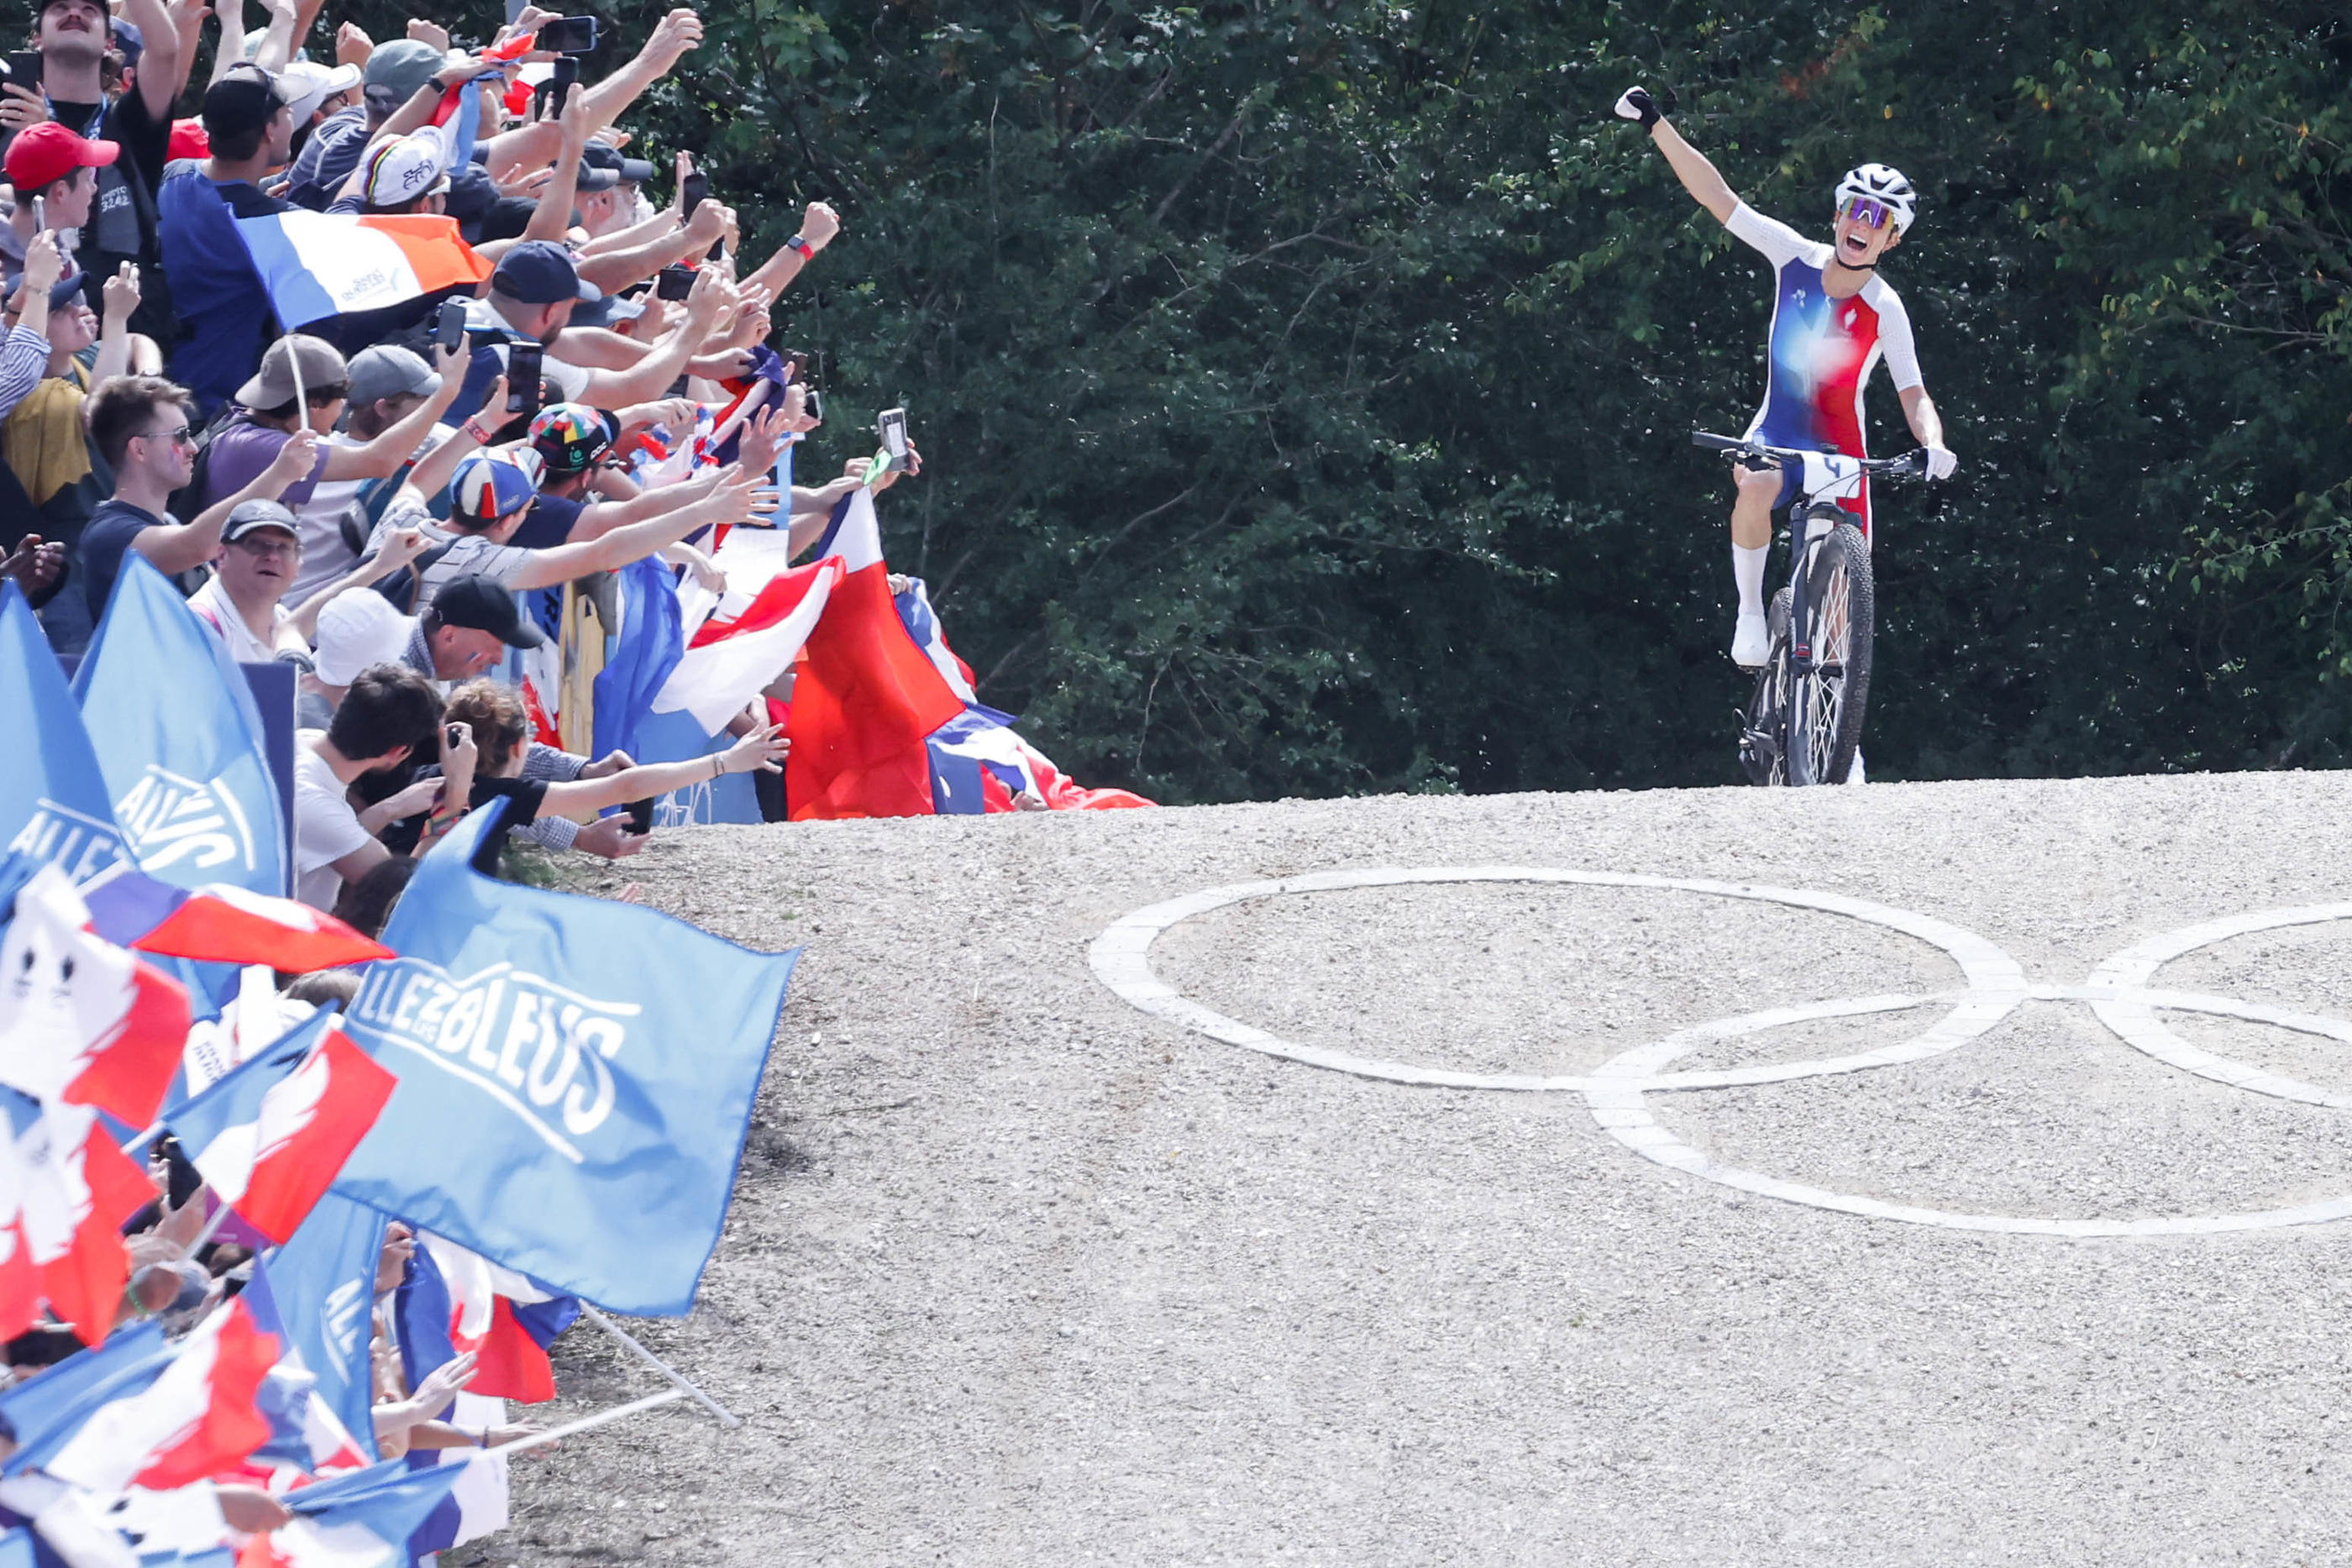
[279,59,363,125]
[314,590,417,687]
[359,134,451,209]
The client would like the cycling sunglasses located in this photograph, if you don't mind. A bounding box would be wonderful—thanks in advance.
[1840,196,1893,230]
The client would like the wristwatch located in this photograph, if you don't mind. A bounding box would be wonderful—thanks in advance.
[785,234,816,260]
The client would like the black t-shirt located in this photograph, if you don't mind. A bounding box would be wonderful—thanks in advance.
[51,87,171,333]
[76,497,166,617]
[382,774,548,870]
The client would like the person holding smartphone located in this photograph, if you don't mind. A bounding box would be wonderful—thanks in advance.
[0,122,116,295]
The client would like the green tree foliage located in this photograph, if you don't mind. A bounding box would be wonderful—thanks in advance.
[349,0,2352,796]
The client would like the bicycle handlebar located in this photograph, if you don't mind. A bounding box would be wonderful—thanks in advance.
[1690,431,1928,478]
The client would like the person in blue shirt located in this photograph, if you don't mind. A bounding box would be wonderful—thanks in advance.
[156,65,294,416]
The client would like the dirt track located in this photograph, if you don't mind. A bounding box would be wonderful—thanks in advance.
[503,771,2352,1565]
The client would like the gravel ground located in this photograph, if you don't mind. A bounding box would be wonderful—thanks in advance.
[486,770,2352,1565]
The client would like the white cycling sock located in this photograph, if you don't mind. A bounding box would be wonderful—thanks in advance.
[1732,544,1768,619]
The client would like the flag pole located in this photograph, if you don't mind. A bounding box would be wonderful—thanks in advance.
[481,1387,690,1458]
[579,1304,742,1429]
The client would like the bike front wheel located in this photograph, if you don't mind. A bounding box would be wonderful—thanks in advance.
[1783,523,1875,786]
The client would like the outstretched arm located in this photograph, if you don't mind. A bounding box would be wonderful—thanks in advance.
[1649,119,1737,224]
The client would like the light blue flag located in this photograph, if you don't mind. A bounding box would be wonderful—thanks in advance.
[249,1191,387,1465]
[0,580,126,884]
[72,553,288,896]
[330,801,799,1314]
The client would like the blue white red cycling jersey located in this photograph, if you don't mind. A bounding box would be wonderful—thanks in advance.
[1725,202,1922,534]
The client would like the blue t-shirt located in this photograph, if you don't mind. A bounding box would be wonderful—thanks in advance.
[76,499,170,617]
[157,165,290,412]
[508,491,585,549]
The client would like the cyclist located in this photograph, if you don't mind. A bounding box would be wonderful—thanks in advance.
[1614,86,1957,667]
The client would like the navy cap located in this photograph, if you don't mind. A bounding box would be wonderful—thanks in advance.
[46,269,87,308]
[581,143,655,185]
[491,239,597,306]
[430,574,546,649]
[203,63,289,142]
[441,161,495,221]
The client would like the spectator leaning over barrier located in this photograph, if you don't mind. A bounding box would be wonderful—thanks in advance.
[78,370,319,617]
[156,63,297,413]
[0,0,185,340]
[292,660,460,910]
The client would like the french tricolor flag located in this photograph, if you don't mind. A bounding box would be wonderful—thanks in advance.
[79,858,393,973]
[39,1296,282,1490]
[3,1093,156,1345]
[242,1455,470,1568]
[165,1010,396,1245]
[0,860,190,1126]
[402,1234,580,1405]
[786,494,971,819]
[233,211,492,330]
[653,557,844,735]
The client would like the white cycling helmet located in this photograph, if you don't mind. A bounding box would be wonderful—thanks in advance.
[1834,163,1917,234]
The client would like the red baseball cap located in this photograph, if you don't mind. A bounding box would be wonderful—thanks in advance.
[167,118,211,161]
[3,122,118,193]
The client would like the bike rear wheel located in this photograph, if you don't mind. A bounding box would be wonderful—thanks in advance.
[1784,523,1875,786]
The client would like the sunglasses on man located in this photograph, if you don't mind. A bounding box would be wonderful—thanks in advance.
[1840,195,1893,230]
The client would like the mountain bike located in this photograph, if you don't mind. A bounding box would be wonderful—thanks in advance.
[1692,432,1928,786]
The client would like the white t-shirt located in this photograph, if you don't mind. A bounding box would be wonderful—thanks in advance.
[293,734,372,910]
[187,573,304,665]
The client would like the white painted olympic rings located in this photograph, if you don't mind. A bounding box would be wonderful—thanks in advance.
[1087,869,2352,1235]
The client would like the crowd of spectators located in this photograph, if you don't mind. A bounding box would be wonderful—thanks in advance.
[0,0,928,915]
[0,0,933,1547]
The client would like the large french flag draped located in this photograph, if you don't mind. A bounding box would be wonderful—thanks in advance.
[654,556,842,734]
[73,555,287,897]
[0,582,128,885]
[234,211,491,330]
[589,554,686,764]
[0,1319,169,1471]
[786,495,968,818]
[29,1298,281,1488]
[165,1009,396,1245]
[330,802,798,1314]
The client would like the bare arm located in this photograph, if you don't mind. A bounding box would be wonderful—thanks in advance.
[576,8,702,131]
[1649,118,1738,225]
[571,204,726,296]
[132,431,323,576]
[539,721,785,815]
[517,97,591,247]
[318,350,465,480]
[742,202,842,299]
[504,471,759,590]
[286,527,429,642]
[121,0,184,121]
[577,271,733,407]
[209,0,247,87]
[251,0,299,73]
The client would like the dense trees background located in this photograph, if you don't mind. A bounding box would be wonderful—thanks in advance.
[360,0,2351,800]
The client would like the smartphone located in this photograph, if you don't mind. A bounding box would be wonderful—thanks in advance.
[505,343,542,414]
[5,50,41,96]
[444,724,465,750]
[876,407,908,465]
[680,170,707,222]
[30,195,45,235]
[433,298,467,353]
[533,55,578,120]
[622,797,654,836]
[706,238,727,263]
[534,15,599,53]
[655,263,696,302]
[799,388,823,423]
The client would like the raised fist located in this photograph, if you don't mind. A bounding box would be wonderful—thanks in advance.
[1612,86,1675,128]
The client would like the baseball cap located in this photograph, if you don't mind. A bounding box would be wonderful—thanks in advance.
[570,290,644,331]
[345,343,440,406]
[430,574,546,649]
[44,269,87,308]
[313,590,414,685]
[362,39,444,108]
[236,333,347,410]
[5,122,119,191]
[280,59,362,124]
[450,448,544,522]
[574,159,620,194]
[166,117,210,161]
[491,240,597,306]
[358,133,449,207]
[203,64,290,143]
[581,143,654,186]
[221,497,300,543]
[528,403,617,475]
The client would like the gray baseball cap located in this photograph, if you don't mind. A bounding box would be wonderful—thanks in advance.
[346,343,441,406]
